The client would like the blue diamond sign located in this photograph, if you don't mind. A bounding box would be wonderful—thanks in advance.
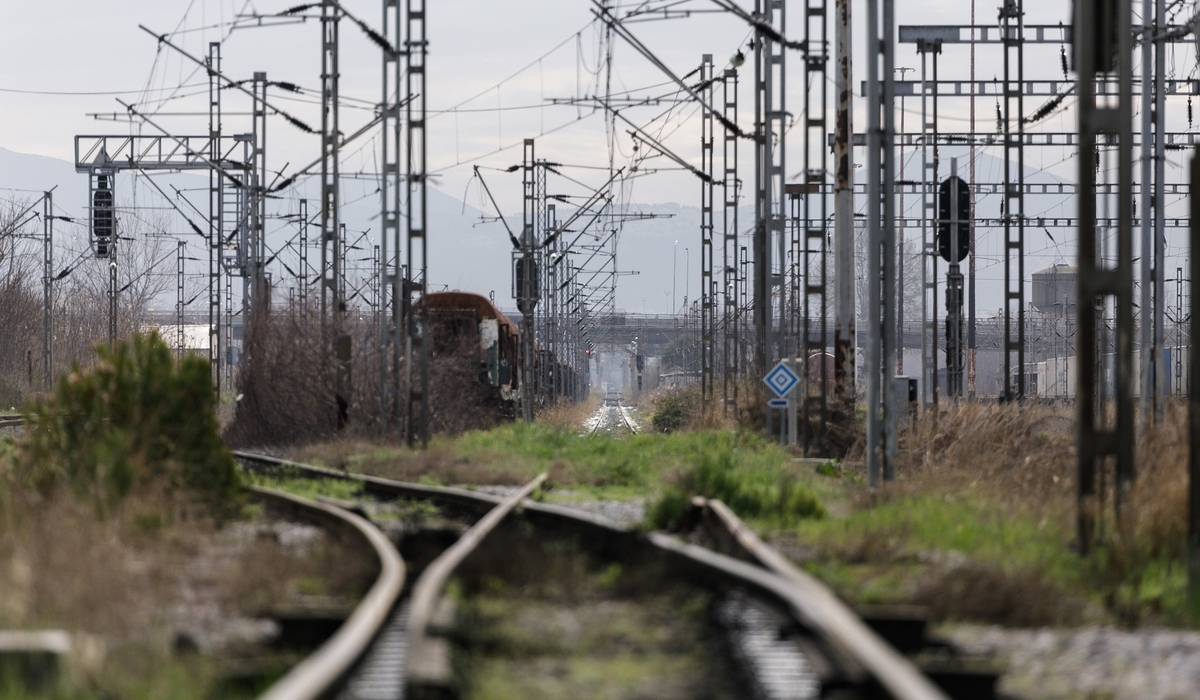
[763,362,799,398]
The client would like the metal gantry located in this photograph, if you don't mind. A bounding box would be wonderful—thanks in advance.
[176,240,185,362]
[208,41,224,392]
[518,139,539,423]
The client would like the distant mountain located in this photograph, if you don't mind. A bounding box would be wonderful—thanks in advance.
[0,144,1074,317]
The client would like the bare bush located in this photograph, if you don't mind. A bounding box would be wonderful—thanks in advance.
[0,200,180,408]
[224,305,505,448]
[223,308,344,448]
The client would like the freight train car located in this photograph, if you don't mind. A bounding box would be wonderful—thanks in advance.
[424,291,586,419]
[425,291,521,415]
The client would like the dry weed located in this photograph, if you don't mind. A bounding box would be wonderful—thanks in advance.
[883,402,1076,510]
[537,397,599,430]
[914,563,1080,627]
[287,439,533,487]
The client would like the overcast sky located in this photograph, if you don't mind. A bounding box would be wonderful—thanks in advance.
[1,0,1108,206]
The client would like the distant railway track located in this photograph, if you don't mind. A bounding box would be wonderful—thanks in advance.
[236,451,970,700]
[617,404,639,434]
[587,404,639,436]
[0,414,24,429]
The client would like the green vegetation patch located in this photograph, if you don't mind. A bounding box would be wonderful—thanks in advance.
[13,332,240,517]
[648,448,826,529]
[294,424,838,511]
[242,473,365,503]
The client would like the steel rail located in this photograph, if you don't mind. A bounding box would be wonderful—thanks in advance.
[252,486,405,700]
[234,451,945,699]
[617,406,639,434]
[406,474,547,693]
[693,497,948,700]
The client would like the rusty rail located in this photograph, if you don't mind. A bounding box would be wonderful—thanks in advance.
[252,486,405,700]
[693,497,948,700]
[235,451,948,700]
[406,474,547,696]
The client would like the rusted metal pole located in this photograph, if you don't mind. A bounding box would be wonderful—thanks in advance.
[833,0,855,407]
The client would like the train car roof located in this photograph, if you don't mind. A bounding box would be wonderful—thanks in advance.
[425,291,520,335]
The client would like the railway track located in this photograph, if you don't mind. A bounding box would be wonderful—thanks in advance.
[586,403,639,436]
[237,451,985,700]
[0,414,24,430]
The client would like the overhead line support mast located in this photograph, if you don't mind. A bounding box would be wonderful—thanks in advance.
[380,0,403,440]
[799,0,829,454]
[405,0,430,447]
[320,0,348,427]
[1076,0,1135,553]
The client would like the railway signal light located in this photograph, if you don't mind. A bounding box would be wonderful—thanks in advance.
[92,174,114,258]
[513,253,539,315]
[937,176,971,263]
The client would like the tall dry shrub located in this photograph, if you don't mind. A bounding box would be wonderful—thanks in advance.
[225,306,502,447]
[223,309,344,447]
[889,402,1076,505]
[0,199,43,407]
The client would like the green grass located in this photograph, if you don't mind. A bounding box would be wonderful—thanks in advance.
[298,422,841,508]
[646,448,826,529]
[242,473,365,502]
[780,484,1200,627]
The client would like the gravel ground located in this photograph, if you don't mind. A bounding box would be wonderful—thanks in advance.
[462,485,646,529]
[942,624,1200,699]
[171,519,331,652]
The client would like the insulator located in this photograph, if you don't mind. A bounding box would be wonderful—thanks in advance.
[1189,97,1194,128]
[1061,47,1069,79]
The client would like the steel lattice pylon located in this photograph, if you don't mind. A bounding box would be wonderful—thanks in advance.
[800,0,830,455]
[700,54,716,409]
[1075,0,1135,553]
[405,0,430,446]
[1001,0,1027,402]
[722,68,740,416]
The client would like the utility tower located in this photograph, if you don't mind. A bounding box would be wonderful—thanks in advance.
[42,191,53,390]
[405,0,430,447]
[320,0,351,429]
[799,0,830,454]
[700,54,716,409]
[864,0,897,485]
[833,0,855,408]
[722,67,741,416]
[379,0,404,439]
[518,139,540,422]
[1075,0,1134,553]
[753,0,787,406]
